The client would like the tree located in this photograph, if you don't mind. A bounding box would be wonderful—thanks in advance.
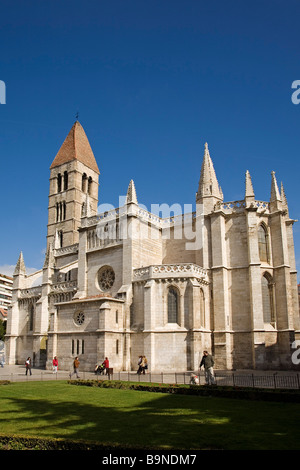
[0,319,6,341]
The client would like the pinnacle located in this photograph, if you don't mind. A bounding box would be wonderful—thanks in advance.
[126,179,138,204]
[280,181,289,215]
[270,171,281,202]
[14,251,26,275]
[197,142,223,200]
[245,170,255,198]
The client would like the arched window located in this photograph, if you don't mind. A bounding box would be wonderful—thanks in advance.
[261,273,275,324]
[29,304,34,331]
[63,171,68,190]
[168,286,179,324]
[82,173,87,192]
[56,202,66,221]
[258,224,269,263]
[58,230,63,248]
[57,173,62,193]
[88,176,92,195]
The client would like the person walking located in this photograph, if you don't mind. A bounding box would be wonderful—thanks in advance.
[69,356,80,379]
[141,356,148,374]
[52,356,58,373]
[200,350,215,385]
[25,357,32,376]
[137,355,143,374]
[103,357,109,375]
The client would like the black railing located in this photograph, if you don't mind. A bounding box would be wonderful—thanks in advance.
[109,371,300,390]
[1,368,300,390]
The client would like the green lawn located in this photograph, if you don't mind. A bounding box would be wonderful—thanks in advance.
[0,381,300,450]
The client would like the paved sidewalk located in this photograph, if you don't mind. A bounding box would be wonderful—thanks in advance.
[0,364,72,381]
[0,364,299,386]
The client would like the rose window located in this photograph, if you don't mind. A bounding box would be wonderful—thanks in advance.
[98,266,115,291]
[74,312,85,326]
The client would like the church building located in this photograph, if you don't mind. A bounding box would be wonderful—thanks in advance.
[5,121,300,371]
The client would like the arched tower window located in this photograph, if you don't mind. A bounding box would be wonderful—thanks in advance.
[168,286,179,324]
[63,171,68,190]
[57,173,62,193]
[258,224,269,263]
[82,173,87,192]
[56,202,66,221]
[261,273,275,325]
[58,230,63,248]
[88,176,92,195]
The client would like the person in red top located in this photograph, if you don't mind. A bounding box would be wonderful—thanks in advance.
[52,356,58,373]
[102,357,109,375]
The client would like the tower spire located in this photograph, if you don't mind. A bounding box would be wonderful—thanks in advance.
[126,179,138,205]
[270,171,282,211]
[47,121,100,249]
[14,251,26,276]
[197,143,223,201]
[245,170,255,207]
[50,121,100,174]
[280,181,289,216]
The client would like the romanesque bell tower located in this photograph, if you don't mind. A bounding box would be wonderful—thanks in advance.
[47,120,100,249]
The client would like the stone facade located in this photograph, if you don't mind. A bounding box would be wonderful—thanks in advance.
[5,122,300,371]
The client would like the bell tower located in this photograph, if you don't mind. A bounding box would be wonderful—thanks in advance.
[47,120,100,249]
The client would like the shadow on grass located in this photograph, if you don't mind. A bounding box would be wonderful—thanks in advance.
[1,387,300,450]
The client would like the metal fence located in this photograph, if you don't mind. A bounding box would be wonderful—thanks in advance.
[114,371,300,390]
[1,368,300,390]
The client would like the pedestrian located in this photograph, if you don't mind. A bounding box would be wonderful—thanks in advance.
[69,356,80,379]
[141,355,148,374]
[25,356,32,376]
[200,350,215,385]
[137,355,143,374]
[53,356,58,373]
[103,357,109,375]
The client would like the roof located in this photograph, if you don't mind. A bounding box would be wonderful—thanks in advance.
[50,121,100,174]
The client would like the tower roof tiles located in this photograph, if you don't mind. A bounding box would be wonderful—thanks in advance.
[50,120,100,174]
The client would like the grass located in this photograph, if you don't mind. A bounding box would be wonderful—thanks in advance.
[0,380,300,450]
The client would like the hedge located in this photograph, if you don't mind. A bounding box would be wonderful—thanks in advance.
[0,434,149,451]
[68,379,300,403]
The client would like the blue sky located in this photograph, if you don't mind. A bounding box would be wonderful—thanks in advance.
[1,0,300,278]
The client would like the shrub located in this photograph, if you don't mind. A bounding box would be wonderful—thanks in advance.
[68,379,300,402]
